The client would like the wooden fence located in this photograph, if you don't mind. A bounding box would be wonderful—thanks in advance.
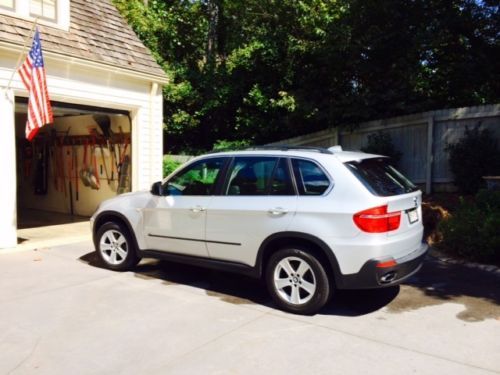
[269,104,500,193]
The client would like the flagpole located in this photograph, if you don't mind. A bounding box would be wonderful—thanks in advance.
[5,18,39,91]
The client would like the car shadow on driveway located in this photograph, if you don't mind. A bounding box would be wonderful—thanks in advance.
[79,251,399,317]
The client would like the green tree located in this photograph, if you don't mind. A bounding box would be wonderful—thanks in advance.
[361,131,402,165]
[113,0,499,154]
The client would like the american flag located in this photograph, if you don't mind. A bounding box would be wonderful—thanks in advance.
[18,28,53,141]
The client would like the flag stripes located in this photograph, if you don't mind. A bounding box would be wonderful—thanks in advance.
[18,28,53,141]
[18,57,32,90]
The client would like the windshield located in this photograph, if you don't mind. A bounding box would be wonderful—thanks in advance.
[345,158,418,197]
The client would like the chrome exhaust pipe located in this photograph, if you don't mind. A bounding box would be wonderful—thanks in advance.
[380,271,396,283]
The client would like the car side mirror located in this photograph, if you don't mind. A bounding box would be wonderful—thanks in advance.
[150,181,162,196]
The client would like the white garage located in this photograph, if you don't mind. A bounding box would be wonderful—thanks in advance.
[0,0,167,248]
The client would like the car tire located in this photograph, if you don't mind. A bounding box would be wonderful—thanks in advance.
[265,247,331,315]
[95,221,139,271]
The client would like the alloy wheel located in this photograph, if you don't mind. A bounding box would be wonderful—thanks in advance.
[99,229,128,265]
[273,256,317,305]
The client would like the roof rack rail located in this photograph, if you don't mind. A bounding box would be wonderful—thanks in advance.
[248,145,334,154]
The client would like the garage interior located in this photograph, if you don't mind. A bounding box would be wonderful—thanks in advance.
[15,98,132,233]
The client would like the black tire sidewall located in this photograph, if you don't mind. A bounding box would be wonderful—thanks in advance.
[265,247,331,315]
[95,222,139,271]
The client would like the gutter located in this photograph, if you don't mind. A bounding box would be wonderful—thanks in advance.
[0,41,169,85]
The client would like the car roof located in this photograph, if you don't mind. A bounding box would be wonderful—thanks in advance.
[332,151,385,162]
[202,148,384,163]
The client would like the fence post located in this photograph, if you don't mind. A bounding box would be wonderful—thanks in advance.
[426,116,434,194]
[334,128,340,146]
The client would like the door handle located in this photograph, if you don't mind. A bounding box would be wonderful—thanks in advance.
[268,207,288,216]
[190,205,206,213]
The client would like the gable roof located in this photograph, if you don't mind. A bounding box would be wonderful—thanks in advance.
[0,0,167,81]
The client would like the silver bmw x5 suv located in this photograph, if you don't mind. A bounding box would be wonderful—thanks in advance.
[91,146,428,314]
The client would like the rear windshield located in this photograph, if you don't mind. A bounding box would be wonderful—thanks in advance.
[345,158,418,197]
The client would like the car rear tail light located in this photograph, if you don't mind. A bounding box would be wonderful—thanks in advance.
[376,259,397,268]
[353,205,401,233]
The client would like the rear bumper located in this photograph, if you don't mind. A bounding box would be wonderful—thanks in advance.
[337,242,428,289]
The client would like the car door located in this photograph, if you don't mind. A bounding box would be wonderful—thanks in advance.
[206,156,297,266]
[142,157,227,257]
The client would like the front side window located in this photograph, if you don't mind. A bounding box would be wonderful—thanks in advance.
[31,0,56,20]
[292,159,331,195]
[163,158,225,196]
[0,0,14,10]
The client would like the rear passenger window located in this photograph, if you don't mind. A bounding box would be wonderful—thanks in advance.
[225,157,295,196]
[292,159,330,195]
[270,158,295,195]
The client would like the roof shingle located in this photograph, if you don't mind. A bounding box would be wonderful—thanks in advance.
[0,0,166,80]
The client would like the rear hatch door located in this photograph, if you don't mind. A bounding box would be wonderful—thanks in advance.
[344,157,422,236]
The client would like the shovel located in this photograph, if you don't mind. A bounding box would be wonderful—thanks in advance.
[99,143,111,184]
[88,144,100,190]
[94,114,118,187]
[79,143,91,187]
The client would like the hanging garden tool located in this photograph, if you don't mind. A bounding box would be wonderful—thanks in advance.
[88,142,100,190]
[54,135,63,194]
[93,114,117,191]
[117,137,130,195]
[117,155,130,195]
[73,141,79,201]
[67,143,74,215]
[79,141,92,187]
[34,138,49,195]
[89,127,110,186]
[61,128,72,198]
[49,129,58,191]
[99,142,110,185]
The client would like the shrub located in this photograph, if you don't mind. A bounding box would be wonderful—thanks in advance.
[163,156,182,177]
[476,188,500,211]
[438,190,500,264]
[361,131,402,165]
[445,126,500,194]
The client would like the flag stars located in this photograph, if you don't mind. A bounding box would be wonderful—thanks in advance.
[30,33,45,68]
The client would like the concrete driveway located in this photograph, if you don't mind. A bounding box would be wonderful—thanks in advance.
[1,241,499,374]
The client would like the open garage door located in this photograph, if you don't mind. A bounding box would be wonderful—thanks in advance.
[15,98,132,230]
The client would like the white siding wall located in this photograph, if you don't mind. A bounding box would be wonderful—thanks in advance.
[151,89,164,182]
